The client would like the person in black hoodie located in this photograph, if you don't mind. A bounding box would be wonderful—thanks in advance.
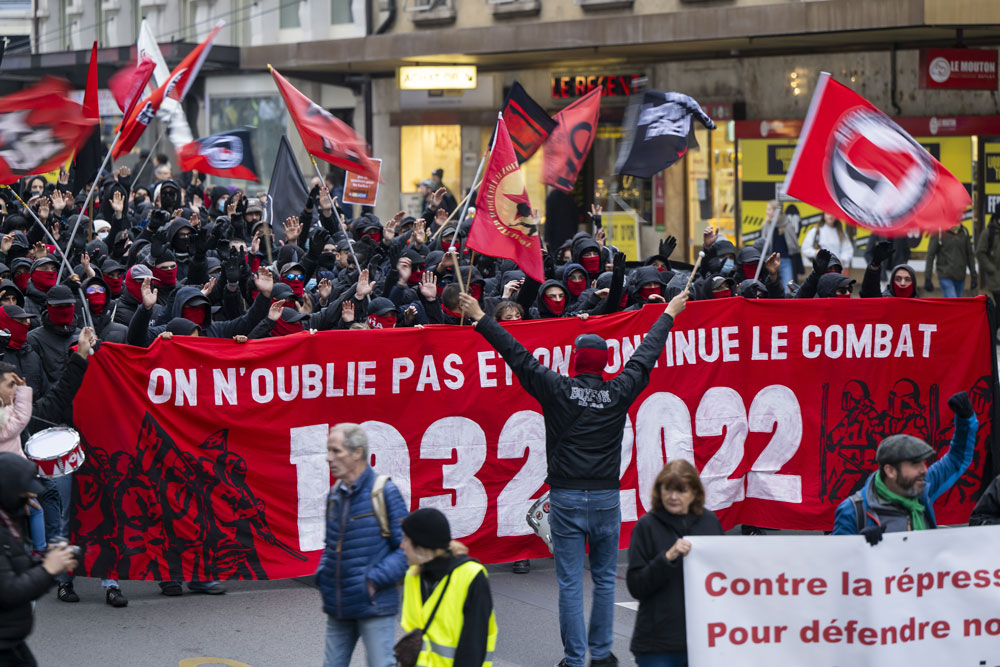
[0,453,78,666]
[459,288,689,667]
[626,459,723,665]
[26,285,79,388]
[860,241,920,299]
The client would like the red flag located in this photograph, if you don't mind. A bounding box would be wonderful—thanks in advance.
[542,87,601,193]
[113,24,222,160]
[466,116,545,282]
[0,78,97,184]
[784,72,971,236]
[177,130,258,181]
[109,58,156,121]
[269,66,377,179]
[83,41,99,120]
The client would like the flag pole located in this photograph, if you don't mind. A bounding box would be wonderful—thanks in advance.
[753,208,780,282]
[429,149,488,245]
[59,125,124,281]
[129,129,166,193]
[1,186,76,280]
[309,156,369,303]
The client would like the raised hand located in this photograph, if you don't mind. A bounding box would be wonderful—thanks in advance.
[1,233,13,254]
[317,278,333,304]
[253,266,274,298]
[283,216,302,243]
[594,227,606,247]
[765,252,781,278]
[659,235,678,259]
[318,188,333,213]
[502,279,523,299]
[354,269,374,299]
[201,276,216,297]
[872,241,893,267]
[141,277,158,310]
[435,207,448,226]
[396,257,412,286]
[110,190,125,216]
[419,271,438,301]
[403,304,418,325]
[666,290,689,317]
[457,292,485,321]
[50,189,66,213]
[341,300,355,323]
[589,203,603,218]
[703,224,718,248]
[429,187,446,208]
[813,248,831,275]
[267,299,284,322]
[384,211,405,243]
[413,219,428,246]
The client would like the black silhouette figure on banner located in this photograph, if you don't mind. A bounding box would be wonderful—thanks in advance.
[73,413,305,580]
[820,376,990,505]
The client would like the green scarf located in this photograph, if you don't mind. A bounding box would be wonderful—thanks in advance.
[874,472,927,531]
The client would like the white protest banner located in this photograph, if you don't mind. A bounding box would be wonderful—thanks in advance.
[684,527,1000,666]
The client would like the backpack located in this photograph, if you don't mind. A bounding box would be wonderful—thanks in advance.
[850,491,865,532]
[331,474,392,538]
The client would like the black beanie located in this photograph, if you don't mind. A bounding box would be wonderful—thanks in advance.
[401,508,451,550]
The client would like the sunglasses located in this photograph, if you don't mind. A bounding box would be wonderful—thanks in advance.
[284,273,305,282]
[85,285,106,295]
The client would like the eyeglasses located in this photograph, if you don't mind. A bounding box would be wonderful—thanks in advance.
[284,273,305,282]
[85,285,106,295]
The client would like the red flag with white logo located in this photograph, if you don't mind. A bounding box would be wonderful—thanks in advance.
[0,78,97,184]
[269,66,377,179]
[542,87,602,193]
[177,129,259,181]
[466,115,545,282]
[113,24,222,159]
[108,58,156,121]
[783,72,970,236]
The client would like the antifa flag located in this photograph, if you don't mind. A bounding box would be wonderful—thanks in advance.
[784,72,971,237]
[501,82,556,164]
[72,41,103,195]
[267,135,309,242]
[615,90,716,179]
[467,115,545,282]
[70,298,995,579]
[542,87,601,193]
[0,78,97,184]
[108,57,156,121]
[113,23,222,160]
[269,66,378,179]
[178,130,259,181]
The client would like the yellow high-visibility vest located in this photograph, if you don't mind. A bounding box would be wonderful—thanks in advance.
[401,560,498,667]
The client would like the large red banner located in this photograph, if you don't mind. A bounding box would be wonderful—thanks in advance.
[72,298,996,581]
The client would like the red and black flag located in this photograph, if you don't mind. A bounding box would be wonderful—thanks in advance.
[269,65,378,179]
[784,72,970,236]
[614,90,716,179]
[177,130,259,181]
[542,87,601,193]
[71,41,103,193]
[108,57,156,121]
[501,82,556,164]
[0,77,97,184]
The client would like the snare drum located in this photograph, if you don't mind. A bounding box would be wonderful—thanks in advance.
[25,427,85,478]
[526,491,554,553]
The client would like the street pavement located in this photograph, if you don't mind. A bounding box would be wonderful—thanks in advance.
[31,551,642,667]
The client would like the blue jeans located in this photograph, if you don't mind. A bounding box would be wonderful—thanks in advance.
[939,278,964,298]
[548,487,621,667]
[37,477,62,546]
[634,653,688,667]
[27,504,45,551]
[159,581,222,591]
[777,256,794,287]
[323,614,397,667]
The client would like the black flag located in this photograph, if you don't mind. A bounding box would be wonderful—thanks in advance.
[267,135,309,242]
[615,90,716,179]
[501,82,556,164]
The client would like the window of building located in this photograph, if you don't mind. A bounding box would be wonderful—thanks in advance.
[400,125,462,201]
[206,95,288,190]
[687,124,736,248]
[280,0,301,28]
[331,0,353,24]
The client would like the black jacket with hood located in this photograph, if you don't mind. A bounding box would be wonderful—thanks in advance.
[815,272,855,298]
[26,312,78,390]
[127,286,269,346]
[860,263,919,299]
[473,308,677,489]
[0,455,58,649]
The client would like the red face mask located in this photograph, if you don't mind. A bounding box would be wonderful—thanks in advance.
[469,283,483,300]
[13,273,30,292]
[741,263,759,278]
[271,317,303,337]
[570,346,608,377]
[892,281,914,298]
[656,265,669,273]
[580,255,601,274]
[125,276,145,303]
[31,270,58,292]
[104,274,123,296]
[87,292,108,315]
[0,310,29,350]
[619,292,629,308]
[567,277,587,297]
[181,305,206,326]
[543,294,566,315]
[638,285,661,302]
[712,288,733,299]
[367,313,396,329]
[284,278,305,298]
[364,231,382,244]
[47,303,75,326]
[153,266,177,287]
[441,303,463,319]
[835,292,852,299]
[407,269,424,286]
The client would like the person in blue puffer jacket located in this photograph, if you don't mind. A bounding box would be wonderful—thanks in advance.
[318,422,409,667]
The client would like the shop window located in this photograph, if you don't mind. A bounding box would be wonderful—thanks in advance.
[280,0,301,28]
[207,95,287,190]
[687,124,736,247]
[401,125,462,202]
[331,0,352,24]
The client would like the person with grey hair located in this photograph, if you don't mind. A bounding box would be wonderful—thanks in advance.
[317,423,409,667]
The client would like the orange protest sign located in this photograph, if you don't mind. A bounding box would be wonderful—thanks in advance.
[341,158,382,206]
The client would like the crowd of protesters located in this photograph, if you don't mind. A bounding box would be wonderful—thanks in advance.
[0,157,994,667]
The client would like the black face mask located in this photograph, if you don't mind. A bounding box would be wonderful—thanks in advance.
[160,191,178,211]
[134,194,147,206]
[318,253,336,269]
[173,236,191,253]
